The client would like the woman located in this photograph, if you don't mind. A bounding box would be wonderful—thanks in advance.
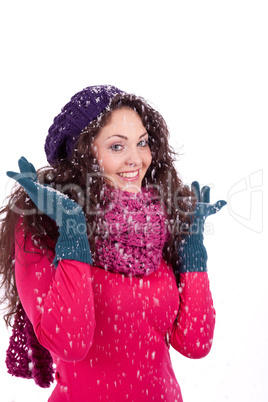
[0,85,226,401]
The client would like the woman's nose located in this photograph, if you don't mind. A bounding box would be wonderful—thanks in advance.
[124,147,142,167]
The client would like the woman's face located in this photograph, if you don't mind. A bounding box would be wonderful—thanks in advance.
[92,107,152,193]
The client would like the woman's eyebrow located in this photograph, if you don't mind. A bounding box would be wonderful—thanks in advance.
[105,132,148,141]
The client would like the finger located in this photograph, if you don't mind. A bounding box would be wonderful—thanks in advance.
[214,200,227,211]
[206,200,227,217]
[191,181,200,202]
[20,156,29,164]
[201,186,210,203]
[6,171,38,196]
[18,157,37,178]
[6,171,21,181]
[29,162,37,175]
[18,157,29,173]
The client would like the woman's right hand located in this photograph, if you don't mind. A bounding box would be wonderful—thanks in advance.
[7,156,83,226]
[7,157,92,266]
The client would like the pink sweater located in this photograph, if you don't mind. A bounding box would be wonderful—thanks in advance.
[15,228,215,401]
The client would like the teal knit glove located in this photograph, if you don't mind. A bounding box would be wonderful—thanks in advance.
[7,157,92,267]
[178,181,226,273]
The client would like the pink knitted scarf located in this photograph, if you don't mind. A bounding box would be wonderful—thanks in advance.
[6,303,54,388]
[94,186,170,276]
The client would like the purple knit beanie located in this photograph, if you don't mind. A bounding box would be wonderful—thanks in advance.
[45,85,124,165]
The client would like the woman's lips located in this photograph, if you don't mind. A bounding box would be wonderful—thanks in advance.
[117,169,140,181]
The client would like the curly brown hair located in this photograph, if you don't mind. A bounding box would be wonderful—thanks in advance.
[0,92,195,326]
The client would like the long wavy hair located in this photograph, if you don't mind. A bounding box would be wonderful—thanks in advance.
[0,92,195,326]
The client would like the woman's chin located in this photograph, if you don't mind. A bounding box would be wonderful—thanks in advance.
[104,176,142,193]
[121,183,141,193]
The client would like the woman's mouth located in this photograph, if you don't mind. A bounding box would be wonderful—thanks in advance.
[117,169,140,181]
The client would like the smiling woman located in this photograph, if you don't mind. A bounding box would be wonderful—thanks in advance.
[0,85,225,401]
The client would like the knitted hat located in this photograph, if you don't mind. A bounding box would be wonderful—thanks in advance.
[45,85,124,165]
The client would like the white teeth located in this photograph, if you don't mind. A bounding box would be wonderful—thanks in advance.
[118,170,139,178]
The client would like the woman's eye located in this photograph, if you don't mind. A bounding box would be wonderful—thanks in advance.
[110,144,123,152]
[110,139,148,152]
[138,139,149,147]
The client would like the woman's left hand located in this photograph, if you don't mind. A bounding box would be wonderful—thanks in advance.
[189,181,227,235]
[178,181,227,273]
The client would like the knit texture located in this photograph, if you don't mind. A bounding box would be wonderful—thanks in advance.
[45,85,123,165]
[178,233,208,272]
[6,303,54,388]
[53,204,92,267]
[94,186,170,276]
[6,156,93,268]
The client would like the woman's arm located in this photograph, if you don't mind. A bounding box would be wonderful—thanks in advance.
[7,157,96,361]
[15,226,96,362]
[170,271,215,358]
[170,182,225,358]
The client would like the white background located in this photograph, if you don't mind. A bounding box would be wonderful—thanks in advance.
[0,1,267,401]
